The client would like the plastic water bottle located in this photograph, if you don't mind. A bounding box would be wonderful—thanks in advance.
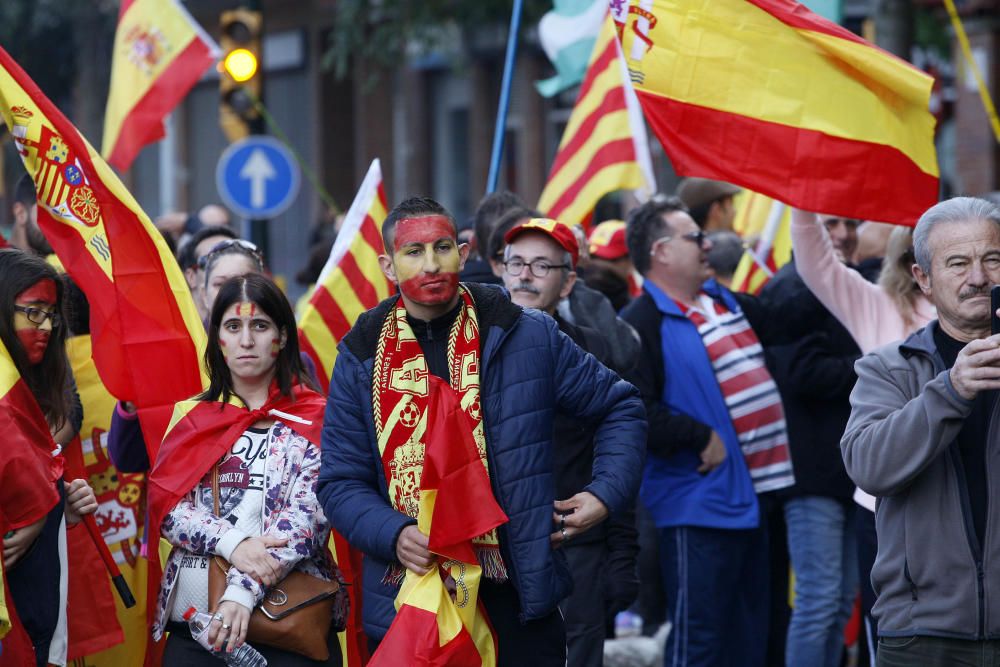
[183,607,268,666]
[614,609,644,638]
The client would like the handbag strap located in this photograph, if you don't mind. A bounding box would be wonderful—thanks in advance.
[209,463,229,574]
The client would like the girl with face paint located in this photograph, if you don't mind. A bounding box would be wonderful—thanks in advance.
[152,275,342,664]
[0,249,98,665]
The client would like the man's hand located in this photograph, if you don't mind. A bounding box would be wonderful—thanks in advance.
[229,535,287,586]
[950,334,1000,401]
[550,491,609,547]
[697,431,727,474]
[3,516,46,568]
[396,525,435,575]
[64,478,98,525]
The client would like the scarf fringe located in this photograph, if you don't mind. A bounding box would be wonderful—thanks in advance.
[381,547,509,587]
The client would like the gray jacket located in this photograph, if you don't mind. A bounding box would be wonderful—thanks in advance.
[842,322,1000,639]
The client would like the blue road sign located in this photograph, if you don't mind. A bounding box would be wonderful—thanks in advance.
[216,136,301,220]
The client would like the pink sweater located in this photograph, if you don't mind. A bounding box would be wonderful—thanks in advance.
[790,210,935,355]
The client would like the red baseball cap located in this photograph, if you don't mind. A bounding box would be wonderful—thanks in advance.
[588,220,628,260]
[504,218,580,267]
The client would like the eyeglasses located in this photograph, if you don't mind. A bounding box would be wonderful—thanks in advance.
[649,230,708,255]
[197,239,264,270]
[503,258,571,278]
[14,305,60,328]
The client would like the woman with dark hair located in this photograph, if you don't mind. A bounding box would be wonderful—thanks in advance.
[148,274,343,666]
[0,248,97,665]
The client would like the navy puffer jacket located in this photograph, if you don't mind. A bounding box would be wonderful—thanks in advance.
[317,283,646,640]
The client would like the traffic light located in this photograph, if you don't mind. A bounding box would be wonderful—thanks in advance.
[219,8,262,141]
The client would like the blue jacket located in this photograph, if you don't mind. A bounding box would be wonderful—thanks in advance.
[625,280,759,530]
[317,283,646,640]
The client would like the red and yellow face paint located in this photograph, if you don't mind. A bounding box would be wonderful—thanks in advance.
[391,215,461,305]
[14,278,57,365]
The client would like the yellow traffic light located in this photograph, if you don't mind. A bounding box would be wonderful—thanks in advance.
[223,48,258,83]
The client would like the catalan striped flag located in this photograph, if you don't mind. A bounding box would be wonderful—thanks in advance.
[730,192,792,294]
[298,159,394,391]
[102,0,218,171]
[0,335,62,665]
[0,46,208,461]
[620,0,938,225]
[369,379,507,667]
[537,12,655,227]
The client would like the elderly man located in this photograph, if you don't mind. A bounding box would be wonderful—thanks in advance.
[842,197,1000,666]
[500,217,641,667]
[318,197,645,666]
[622,195,794,667]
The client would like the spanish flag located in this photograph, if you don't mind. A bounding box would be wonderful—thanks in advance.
[0,46,207,460]
[102,0,219,171]
[298,159,394,391]
[369,378,507,667]
[621,0,939,225]
[537,12,655,226]
[730,192,793,294]
[0,335,63,665]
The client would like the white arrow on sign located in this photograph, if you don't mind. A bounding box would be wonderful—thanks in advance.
[239,149,277,209]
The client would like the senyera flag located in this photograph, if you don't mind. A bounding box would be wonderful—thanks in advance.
[0,46,207,461]
[102,0,219,171]
[297,159,391,667]
[619,0,939,225]
[299,158,394,391]
[369,378,508,667]
[538,11,655,227]
[0,336,62,665]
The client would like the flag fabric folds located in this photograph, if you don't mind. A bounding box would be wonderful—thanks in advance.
[369,378,508,667]
[730,193,792,294]
[0,337,63,665]
[619,0,939,225]
[102,0,219,171]
[0,46,208,461]
[298,159,394,391]
[537,12,655,227]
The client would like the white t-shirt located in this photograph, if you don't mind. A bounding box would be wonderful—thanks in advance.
[170,425,270,621]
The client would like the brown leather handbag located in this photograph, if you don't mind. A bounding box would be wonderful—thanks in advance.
[207,465,348,661]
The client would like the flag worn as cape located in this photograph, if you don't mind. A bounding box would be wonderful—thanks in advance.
[369,378,508,667]
[0,46,208,463]
[102,0,219,170]
[298,159,393,391]
[538,11,655,227]
[620,0,938,225]
[145,384,327,626]
[0,336,63,665]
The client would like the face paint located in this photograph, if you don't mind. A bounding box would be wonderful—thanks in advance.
[392,216,461,305]
[235,301,256,318]
[270,337,280,358]
[14,279,57,365]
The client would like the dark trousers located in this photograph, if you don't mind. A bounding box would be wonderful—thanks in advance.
[634,504,667,635]
[857,507,879,666]
[559,541,607,667]
[163,623,342,666]
[480,580,566,667]
[660,524,769,667]
[877,635,1000,667]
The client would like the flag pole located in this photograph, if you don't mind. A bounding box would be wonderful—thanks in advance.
[486,0,525,194]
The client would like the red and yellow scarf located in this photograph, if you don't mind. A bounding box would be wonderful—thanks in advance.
[372,287,506,580]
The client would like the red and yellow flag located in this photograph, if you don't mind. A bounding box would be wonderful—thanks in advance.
[620,0,939,225]
[538,13,655,226]
[0,46,207,461]
[298,159,394,391]
[102,0,219,171]
[730,192,792,294]
[369,378,508,667]
[0,336,63,665]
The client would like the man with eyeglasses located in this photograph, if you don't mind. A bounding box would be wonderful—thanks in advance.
[319,197,645,665]
[621,195,794,667]
[500,218,641,667]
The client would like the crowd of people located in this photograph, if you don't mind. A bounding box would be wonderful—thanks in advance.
[4,162,1000,667]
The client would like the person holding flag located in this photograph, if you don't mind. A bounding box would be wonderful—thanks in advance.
[0,248,98,666]
[318,196,646,665]
[147,273,345,665]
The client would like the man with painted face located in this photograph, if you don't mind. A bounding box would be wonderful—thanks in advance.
[318,197,646,664]
[500,218,640,667]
